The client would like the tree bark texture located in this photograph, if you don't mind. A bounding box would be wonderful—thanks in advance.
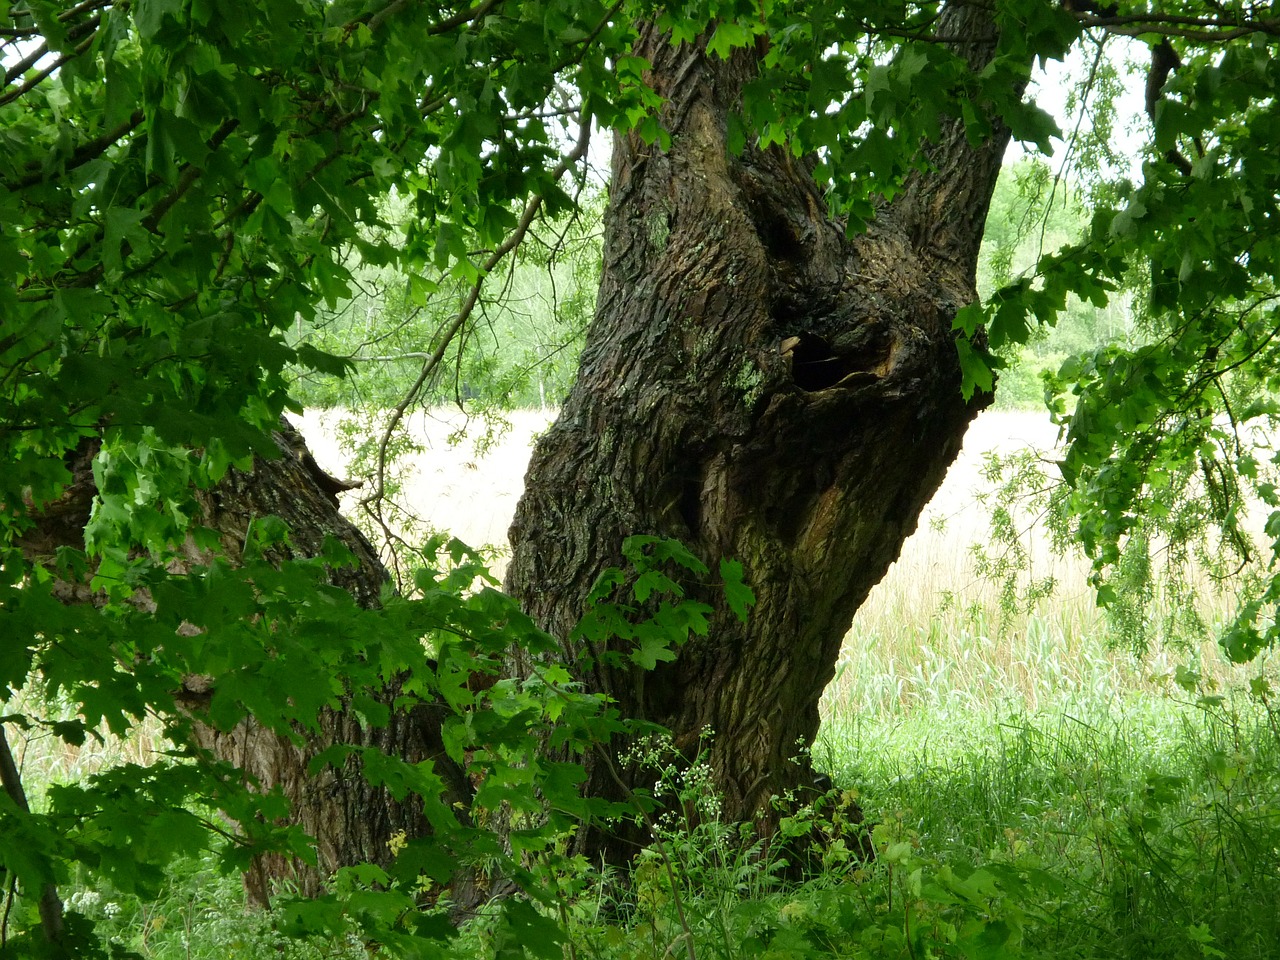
[505,2,1015,858]
[182,423,473,904]
[18,423,471,905]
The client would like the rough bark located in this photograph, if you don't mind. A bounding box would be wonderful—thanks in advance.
[505,3,1015,860]
[19,422,471,905]
[182,422,474,903]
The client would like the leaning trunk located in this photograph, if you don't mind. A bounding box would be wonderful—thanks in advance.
[20,424,471,904]
[506,6,1014,860]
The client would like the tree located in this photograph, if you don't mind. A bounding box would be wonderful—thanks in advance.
[505,3,1027,854]
[7,0,1280,951]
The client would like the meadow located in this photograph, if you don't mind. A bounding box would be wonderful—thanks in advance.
[14,408,1280,959]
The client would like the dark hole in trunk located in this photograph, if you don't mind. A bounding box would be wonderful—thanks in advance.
[785,333,854,391]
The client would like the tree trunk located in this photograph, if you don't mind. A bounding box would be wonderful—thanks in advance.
[20,423,472,905]
[505,4,1014,860]
[181,423,474,904]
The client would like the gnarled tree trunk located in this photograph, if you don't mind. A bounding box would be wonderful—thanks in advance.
[505,4,1014,860]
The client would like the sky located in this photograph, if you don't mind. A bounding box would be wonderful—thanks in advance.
[1020,34,1150,182]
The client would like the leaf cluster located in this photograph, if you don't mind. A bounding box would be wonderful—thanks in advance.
[954,18,1280,661]
[2,531,756,956]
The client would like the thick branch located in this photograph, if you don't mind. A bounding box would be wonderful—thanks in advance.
[892,0,1028,274]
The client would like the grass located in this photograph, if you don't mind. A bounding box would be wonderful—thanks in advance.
[811,692,1280,959]
[34,610,1278,959]
[804,509,1280,960]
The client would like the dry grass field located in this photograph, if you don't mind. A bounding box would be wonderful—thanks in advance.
[295,407,1270,719]
[296,406,556,559]
[294,407,1058,564]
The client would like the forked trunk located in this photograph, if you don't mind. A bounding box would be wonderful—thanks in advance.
[505,5,1013,861]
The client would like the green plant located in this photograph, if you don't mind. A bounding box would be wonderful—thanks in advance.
[621,730,781,959]
[820,677,1280,960]
[1,534,750,957]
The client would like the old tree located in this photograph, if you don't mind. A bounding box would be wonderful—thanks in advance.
[7,0,1280,951]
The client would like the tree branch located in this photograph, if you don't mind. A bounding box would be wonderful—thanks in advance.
[0,13,100,107]
[9,109,145,191]
[3,39,48,86]
[361,117,593,562]
[0,724,64,949]
[1073,9,1280,41]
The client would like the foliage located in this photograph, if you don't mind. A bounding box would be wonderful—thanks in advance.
[953,19,1280,662]
[0,0,1098,540]
[543,727,1061,960]
[0,533,750,955]
[28,584,1280,960]
[977,159,1134,411]
[1,0,709,953]
[8,0,1280,956]
[288,193,604,413]
[62,856,370,960]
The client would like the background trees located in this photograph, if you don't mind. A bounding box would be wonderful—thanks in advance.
[6,0,1280,955]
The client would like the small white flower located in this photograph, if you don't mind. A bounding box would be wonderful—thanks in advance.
[68,890,101,911]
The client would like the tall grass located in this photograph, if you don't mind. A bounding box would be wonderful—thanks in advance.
[806,467,1280,959]
[822,440,1271,723]
[4,686,171,809]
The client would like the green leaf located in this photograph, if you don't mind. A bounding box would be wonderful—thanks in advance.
[720,557,754,622]
[494,898,565,960]
[955,337,994,400]
[630,630,679,670]
[134,0,182,39]
[707,22,751,60]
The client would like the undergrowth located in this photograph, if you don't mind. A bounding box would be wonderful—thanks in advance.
[15,537,1280,959]
[42,678,1280,960]
[820,688,1280,959]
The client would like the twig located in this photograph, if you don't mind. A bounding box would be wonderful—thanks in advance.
[362,116,593,548]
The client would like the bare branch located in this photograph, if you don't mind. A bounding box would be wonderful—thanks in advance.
[0,17,98,108]
[361,117,594,553]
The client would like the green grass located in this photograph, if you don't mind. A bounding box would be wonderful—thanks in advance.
[597,535,1280,960]
[19,637,1280,960]
[569,681,1280,960]
[814,690,1280,959]
[19,587,1280,959]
